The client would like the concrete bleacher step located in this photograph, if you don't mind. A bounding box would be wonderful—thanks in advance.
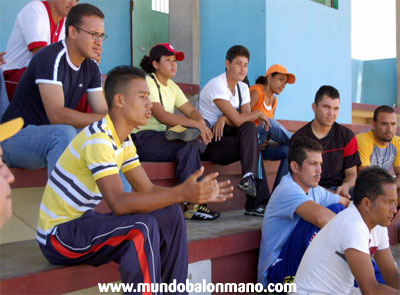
[10,160,281,213]
[0,210,263,294]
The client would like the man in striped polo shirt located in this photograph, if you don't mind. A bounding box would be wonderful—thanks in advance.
[37,65,233,291]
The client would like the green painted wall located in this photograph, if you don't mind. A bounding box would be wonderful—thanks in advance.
[132,0,169,67]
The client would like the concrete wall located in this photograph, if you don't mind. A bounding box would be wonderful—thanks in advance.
[265,0,352,123]
[352,59,363,103]
[0,0,131,74]
[200,0,267,88]
[200,0,352,123]
[361,58,397,106]
[352,58,397,106]
[170,0,201,84]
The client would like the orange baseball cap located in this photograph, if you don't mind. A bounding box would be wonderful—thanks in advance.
[265,64,296,84]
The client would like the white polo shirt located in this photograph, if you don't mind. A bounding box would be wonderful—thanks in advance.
[3,0,65,71]
[198,72,250,127]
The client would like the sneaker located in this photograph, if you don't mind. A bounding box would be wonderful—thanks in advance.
[165,125,201,142]
[245,204,266,217]
[237,175,257,198]
[184,204,221,220]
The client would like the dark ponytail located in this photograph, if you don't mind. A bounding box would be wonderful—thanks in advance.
[255,76,267,85]
[140,55,160,74]
[255,72,279,85]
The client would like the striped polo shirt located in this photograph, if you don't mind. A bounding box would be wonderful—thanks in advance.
[37,115,140,245]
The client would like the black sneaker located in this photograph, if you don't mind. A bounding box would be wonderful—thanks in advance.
[184,204,221,220]
[245,204,266,217]
[165,125,201,142]
[237,175,257,198]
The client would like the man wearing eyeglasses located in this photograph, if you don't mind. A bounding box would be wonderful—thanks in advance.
[2,0,79,101]
[1,3,108,177]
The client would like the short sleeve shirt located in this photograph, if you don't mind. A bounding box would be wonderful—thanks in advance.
[250,84,277,124]
[198,72,251,127]
[3,1,66,71]
[36,115,141,245]
[357,130,400,171]
[257,173,339,286]
[293,204,389,294]
[133,75,188,132]
[2,40,102,126]
[291,121,361,188]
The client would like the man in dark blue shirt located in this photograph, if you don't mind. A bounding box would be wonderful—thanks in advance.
[1,3,108,176]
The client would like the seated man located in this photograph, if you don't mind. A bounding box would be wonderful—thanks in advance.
[293,167,399,295]
[357,105,400,202]
[257,136,350,287]
[291,85,361,198]
[1,4,108,176]
[0,52,8,118]
[0,117,24,229]
[36,65,233,289]
[3,0,79,100]
[198,45,271,216]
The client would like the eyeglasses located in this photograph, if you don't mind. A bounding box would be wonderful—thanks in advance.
[74,26,108,41]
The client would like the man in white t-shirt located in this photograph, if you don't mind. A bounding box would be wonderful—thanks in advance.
[2,0,79,100]
[293,167,400,295]
[198,45,271,216]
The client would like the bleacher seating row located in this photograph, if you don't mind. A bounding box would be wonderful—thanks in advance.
[1,115,400,293]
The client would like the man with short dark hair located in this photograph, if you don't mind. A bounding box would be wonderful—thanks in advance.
[293,167,399,294]
[291,85,361,198]
[257,136,350,287]
[357,105,400,201]
[198,45,271,216]
[37,65,233,289]
[1,3,108,176]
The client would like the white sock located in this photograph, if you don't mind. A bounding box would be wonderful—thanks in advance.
[243,172,254,179]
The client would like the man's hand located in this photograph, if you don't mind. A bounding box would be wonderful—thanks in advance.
[339,196,351,207]
[197,120,213,144]
[336,183,352,199]
[181,167,233,204]
[94,47,103,64]
[260,140,269,150]
[213,116,226,142]
[257,113,271,131]
[0,52,6,66]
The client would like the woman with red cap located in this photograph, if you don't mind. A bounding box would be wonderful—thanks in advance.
[250,64,295,190]
[131,43,219,221]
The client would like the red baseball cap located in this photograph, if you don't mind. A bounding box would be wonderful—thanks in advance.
[265,64,296,84]
[149,43,185,62]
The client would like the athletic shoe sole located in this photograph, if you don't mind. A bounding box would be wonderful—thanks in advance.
[237,183,257,198]
[184,210,221,221]
[244,211,264,217]
[165,127,201,142]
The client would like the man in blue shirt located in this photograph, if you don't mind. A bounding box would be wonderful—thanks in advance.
[258,136,350,287]
[1,4,108,176]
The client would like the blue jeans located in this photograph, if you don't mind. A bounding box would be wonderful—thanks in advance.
[267,203,345,285]
[0,70,9,120]
[258,119,292,189]
[1,124,77,177]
